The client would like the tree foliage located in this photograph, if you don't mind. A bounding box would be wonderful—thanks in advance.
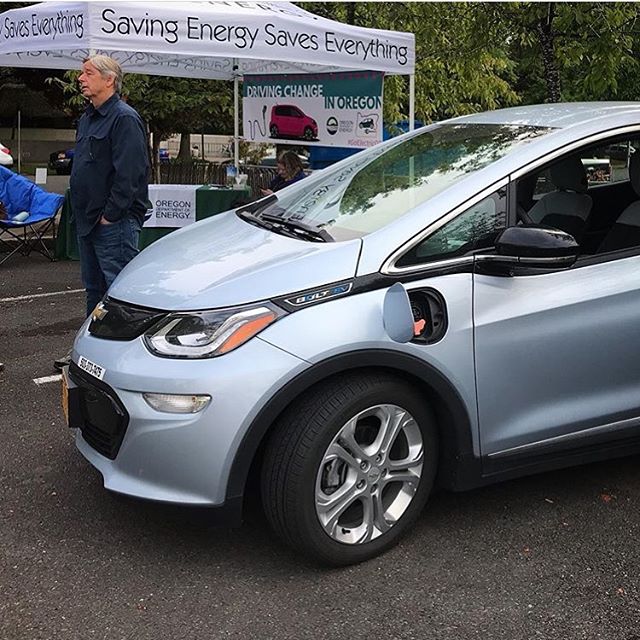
[50,71,233,177]
[303,2,640,117]
[303,2,519,124]
[497,2,640,103]
[3,1,640,140]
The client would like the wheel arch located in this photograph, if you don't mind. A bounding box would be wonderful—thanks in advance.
[226,349,482,511]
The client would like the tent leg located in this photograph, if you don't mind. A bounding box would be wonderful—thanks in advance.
[409,74,415,131]
[233,61,240,169]
[17,109,21,174]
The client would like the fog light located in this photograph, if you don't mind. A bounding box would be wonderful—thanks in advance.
[143,393,211,414]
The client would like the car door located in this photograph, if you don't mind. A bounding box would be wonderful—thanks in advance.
[288,106,305,137]
[474,149,640,466]
[281,106,298,136]
[388,183,511,462]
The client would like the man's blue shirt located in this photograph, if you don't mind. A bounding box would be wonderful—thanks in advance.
[70,93,149,237]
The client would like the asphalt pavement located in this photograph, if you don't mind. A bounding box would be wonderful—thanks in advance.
[1,254,640,639]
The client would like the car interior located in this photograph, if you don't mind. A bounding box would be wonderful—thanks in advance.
[516,136,640,256]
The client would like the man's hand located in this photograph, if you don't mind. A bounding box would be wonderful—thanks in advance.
[99,216,114,225]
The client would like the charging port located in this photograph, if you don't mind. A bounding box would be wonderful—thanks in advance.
[409,290,447,344]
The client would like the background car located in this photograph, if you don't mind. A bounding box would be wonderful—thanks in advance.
[48,148,74,175]
[0,142,13,166]
[606,142,635,161]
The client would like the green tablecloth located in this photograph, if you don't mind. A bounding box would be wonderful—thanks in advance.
[196,185,252,220]
[55,185,252,259]
[54,190,79,260]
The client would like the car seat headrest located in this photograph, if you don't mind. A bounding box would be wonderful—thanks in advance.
[629,151,640,197]
[550,156,589,194]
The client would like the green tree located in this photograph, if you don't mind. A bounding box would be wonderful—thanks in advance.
[303,2,640,114]
[498,2,640,103]
[50,71,233,181]
[301,2,519,123]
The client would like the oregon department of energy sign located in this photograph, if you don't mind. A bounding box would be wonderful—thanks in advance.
[243,72,383,148]
[144,185,197,229]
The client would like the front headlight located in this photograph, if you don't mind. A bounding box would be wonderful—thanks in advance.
[143,302,286,359]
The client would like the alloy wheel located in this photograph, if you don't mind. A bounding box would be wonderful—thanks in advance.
[315,403,424,545]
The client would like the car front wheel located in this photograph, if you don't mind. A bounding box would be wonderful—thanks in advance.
[270,125,279,138]
[261,373,438,565]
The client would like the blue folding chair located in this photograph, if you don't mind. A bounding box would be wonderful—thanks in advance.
[0,165,65,266]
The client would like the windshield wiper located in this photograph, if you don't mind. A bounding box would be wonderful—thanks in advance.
[237,209,329,242]
[261,213,333,243]
[236,209,276,231]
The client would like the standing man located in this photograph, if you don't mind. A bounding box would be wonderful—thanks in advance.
[55,55,149,370]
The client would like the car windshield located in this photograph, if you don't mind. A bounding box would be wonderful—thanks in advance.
[247,123,552,241]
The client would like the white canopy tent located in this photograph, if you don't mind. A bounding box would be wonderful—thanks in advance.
[0,1,415,166]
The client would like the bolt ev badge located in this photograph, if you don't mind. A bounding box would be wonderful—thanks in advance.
[285,282,353,307]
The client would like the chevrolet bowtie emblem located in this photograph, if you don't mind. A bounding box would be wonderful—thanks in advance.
[91,302,108,321]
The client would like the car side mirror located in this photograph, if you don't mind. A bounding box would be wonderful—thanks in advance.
[478,225,579,276]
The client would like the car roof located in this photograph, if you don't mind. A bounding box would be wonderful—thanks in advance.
[453,102,640,129]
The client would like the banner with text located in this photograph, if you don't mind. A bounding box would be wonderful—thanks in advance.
[144,184,197,228]
[0,3,414,80]
[243,72,383,149]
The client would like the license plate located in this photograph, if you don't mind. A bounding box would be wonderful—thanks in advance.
[61,372,69,425]
[78,356,105,380]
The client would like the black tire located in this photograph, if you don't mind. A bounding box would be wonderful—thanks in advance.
[261,372,438,566]
[303,127,315,140]
[270,125,279,138]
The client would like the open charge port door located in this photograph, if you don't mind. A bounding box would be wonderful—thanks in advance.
[408,289,448,344]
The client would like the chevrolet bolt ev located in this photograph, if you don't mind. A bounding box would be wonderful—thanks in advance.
[63,103,640,565]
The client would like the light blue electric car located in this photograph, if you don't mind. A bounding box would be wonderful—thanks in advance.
[63,103,640,565]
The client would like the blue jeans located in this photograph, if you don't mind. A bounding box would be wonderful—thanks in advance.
[77,216,142,317]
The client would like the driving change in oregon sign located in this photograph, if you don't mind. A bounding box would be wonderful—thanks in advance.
[243,72,383,148]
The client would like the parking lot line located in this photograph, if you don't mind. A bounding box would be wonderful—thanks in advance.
[34,374,62,385]
[0,288,84,303]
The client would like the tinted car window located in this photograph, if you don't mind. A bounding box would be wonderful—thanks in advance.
[252,123,550,241]
[533,140,640,199]
[396,188,508,267]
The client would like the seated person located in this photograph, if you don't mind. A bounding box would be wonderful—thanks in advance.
[261,151,306,195]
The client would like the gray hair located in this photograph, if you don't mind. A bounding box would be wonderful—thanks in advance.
[84,55,123,93]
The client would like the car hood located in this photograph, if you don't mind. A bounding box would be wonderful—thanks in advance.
[109,211,362,311]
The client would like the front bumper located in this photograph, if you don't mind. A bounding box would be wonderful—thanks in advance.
[67,362,129,459]
[68,326,309,508]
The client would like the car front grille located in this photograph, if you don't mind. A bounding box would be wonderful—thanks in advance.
[69,362,129,459]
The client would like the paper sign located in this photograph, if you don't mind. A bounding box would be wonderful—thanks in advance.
[144,184,198,228]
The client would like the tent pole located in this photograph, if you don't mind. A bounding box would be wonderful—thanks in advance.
[17,109,21,174]
[409,74,415,131]
[233,60,240,169]
[408,75,415,207]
